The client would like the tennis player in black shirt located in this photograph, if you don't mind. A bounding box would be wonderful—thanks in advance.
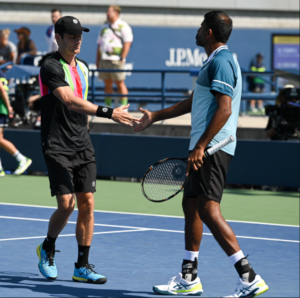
[37,16,139,283]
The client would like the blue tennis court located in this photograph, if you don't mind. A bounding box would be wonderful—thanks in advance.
[0,203,299,297]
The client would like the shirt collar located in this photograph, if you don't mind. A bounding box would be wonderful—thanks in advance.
[203,45,228,65]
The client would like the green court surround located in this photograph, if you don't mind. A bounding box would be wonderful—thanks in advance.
[0,176,298,226]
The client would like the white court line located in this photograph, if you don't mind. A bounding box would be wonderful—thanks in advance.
[0,216,148,231]
[0,215,299,243]
[0,202,299,228]
[0,229,147,242]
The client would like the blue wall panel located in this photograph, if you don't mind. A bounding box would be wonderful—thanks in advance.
[1,23,298,90]
[227,140,299,187]
[1,130,47,172]
[1,130,299,187]
[98,134,189,177]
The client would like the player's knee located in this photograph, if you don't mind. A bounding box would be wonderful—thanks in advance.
[78,193,94,212]
[57,195,75,216]
[198,201,220,224]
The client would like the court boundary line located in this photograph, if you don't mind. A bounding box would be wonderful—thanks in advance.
[0,215,299,243]
[0,202,299,228]
[0,229,147,242]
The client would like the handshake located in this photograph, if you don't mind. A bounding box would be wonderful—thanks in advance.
[111,104,154,132]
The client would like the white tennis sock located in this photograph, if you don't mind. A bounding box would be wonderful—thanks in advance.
[229,250,245,266]
[13,151,26,163]
[0,158,2,169]
[184,250,199,262]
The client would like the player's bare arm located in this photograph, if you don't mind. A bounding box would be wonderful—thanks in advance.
[134,91,193,132]
[53,86,140,126]
[186,91,232,174]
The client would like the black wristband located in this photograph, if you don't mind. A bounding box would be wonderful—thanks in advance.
[96,105,113,119]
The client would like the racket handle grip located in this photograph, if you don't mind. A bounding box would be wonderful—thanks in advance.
[204,135,235,157]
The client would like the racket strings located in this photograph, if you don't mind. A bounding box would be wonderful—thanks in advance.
[143,159,187,201]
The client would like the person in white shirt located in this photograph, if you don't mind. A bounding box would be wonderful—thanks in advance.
[96,6,133,109]
[46,8,62,54]
[0,29,17,65]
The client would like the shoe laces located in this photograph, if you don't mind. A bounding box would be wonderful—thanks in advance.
[46,250,60,267]
[230,279,243,297]
[84,264,97,274]
[168,274,180,285]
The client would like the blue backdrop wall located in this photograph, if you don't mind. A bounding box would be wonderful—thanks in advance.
[1,130,299,188]
[1,23,298,90]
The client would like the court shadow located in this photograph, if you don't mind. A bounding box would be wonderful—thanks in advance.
[0,272,154,297]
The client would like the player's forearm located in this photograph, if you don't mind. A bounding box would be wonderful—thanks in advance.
[121,42,131,59]
[195,107,231,150]
[66,96,98,116]
[152,93,193,122]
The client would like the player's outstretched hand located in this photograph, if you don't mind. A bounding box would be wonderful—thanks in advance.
[111,104,140,127]
[134,108,154,132]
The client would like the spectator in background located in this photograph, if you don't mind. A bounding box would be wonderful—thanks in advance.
[46,8,61,54]
[96,5,133,110]
[249,52,266,113]
[0,78,32,177]
[265,84,297,140]
[0,29,17,65]
[14,27,37,64]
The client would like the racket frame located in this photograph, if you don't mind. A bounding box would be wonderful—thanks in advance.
[141,157,188,203]
[141,135,235,203]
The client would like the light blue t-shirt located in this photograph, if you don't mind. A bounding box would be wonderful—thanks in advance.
[189,46,242,156]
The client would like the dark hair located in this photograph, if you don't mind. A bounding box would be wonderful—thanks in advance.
[203,11,232,43]
[51,8,62,14]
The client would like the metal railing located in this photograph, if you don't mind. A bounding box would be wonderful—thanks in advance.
[90,69,194,109]
[0,63,279,111]
[89,69,279,109]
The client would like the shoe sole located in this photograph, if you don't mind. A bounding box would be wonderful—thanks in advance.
[72,276,107,284]
[14,159,32,175]
[153,287,203,296]
[254,285,269,297]
[36,245,57,280]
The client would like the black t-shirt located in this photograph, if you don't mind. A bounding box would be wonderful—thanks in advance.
[39,52,92,151]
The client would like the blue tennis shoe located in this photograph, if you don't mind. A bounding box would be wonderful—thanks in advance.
[36,243,58,280]
[72,263,107,284]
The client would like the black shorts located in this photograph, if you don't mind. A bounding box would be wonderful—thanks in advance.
[0,114,8,128]
[183,149,232,203]
[44,146,97,197]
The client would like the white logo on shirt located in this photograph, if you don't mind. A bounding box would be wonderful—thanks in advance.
[102,108,108,112]
[92,181,95,187]
[73,19,78,24]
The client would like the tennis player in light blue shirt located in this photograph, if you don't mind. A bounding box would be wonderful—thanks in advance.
[189,44,242,155]
[135,10,268,297]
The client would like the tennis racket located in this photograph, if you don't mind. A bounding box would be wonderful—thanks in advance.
[141,135,234,203]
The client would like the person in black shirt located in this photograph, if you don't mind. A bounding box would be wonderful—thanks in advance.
[37,16,139,283]
[265,85,299,140]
